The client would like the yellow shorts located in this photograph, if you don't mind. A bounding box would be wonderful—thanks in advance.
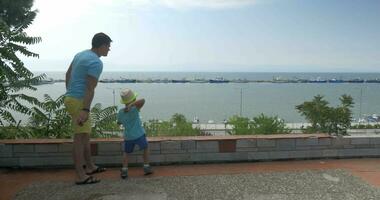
[64,96,92,134]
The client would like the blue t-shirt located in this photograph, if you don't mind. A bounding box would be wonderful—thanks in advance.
[65,50,103,99]
[117,106,146,140]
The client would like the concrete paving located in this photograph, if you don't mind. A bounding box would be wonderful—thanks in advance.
[13,169,380,200]
[2,158,380,200]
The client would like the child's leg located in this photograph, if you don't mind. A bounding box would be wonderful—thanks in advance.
[122,152,129,168]
[121,152,129,179]
[143,146,149,165]
[142,146,153,175]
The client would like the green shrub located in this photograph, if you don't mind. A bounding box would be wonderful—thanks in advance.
[144,113,200,136]
[228,114,290,135]
[249,114,290,135]
[296,95,354,135]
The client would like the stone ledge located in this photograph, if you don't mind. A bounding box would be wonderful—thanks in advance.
[2,134,380,168]
[0,134,330,144]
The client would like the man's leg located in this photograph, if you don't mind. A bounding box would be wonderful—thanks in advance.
[73,133,87,182]
[83,133,97,172]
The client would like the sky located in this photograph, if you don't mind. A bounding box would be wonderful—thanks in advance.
[24,0,380,72]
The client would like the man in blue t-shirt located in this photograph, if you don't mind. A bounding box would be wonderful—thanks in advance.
[117,88,153,179]
[64,32,112,185]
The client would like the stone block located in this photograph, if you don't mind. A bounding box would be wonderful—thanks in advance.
[370,138,380,145]
[340,148,380,157]
[236,147,258,152]
[94,155,124,165]
[181,140,196,151]
[351,138,370,145]
[0,144,12,157]
[58,144,73,152]
[97,142,122,152]
[165,154,191,163]
[148,154,166,163]
[191,152,246,162]
[236,139,257,148]
[307,150,323,158]
[196,141,219,152]
[219,140,236,153]
[13,144,34,153]
[0,158,19,167]
[19,157,72,167]
[268,151,290,160]
[322,149,338,157]
[149,142,161,151]
[318,138,332,146]
[248,152,269,160]
[35,144,58,153]
[288,151,308,159]
[296,138,318,146]
[331,137,350,148]
[276,139,295,150]
[161,141,181,150]
[257,139,276,147]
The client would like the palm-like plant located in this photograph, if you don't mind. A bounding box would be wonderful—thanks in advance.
[28,94,71,138]
[90,103,119,137]
[0,1,44,126]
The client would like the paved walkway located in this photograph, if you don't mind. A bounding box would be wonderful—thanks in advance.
[1,158,380,200]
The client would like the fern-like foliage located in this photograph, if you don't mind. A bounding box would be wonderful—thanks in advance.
[28,94,71,138]
[0,1,44,126]
[90,103,118,137]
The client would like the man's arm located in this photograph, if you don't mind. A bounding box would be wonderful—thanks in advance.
[76,75,98,126]
[82,75,98,110]
[65,63,73,89]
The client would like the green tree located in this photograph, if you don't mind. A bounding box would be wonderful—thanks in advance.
[144,114,199,136]
[229,114,290,135]
[0,0,44,126]
[28,94,71,138]
[296,95,354,135]
[228,115,250,135]
[0,0,35,26]
[249,114,290,135]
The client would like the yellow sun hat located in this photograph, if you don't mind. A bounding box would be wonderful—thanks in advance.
[120,88,138,104]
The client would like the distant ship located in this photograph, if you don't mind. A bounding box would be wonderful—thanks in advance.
[328,78,344,83]
[171,79,189,83]
[209,77,229,83]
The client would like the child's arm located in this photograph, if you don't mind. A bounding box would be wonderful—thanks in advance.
[131,98,145,111]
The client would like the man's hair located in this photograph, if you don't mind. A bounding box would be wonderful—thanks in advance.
[92,32,112,48]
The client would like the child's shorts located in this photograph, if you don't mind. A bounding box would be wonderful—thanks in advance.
[124,135,148,153]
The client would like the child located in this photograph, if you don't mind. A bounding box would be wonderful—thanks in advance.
[117,88,153,179]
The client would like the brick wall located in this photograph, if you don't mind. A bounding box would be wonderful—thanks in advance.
[1,134,380,168]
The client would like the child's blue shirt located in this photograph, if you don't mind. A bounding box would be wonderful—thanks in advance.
[117,106,145,141]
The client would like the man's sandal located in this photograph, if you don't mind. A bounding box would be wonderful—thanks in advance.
[75,176,100,185]
[86,166,106,175]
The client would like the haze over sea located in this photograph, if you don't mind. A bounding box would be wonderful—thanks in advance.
[20,71,380,124]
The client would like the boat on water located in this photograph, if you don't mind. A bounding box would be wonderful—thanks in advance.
[190,78,208,83]
[209,77,229,83]
[171,79,189,83]
[328,78,344,83]
[231,79,249,83]
[33,78,54,85]
[347,78,364,83]
[365,79,380,83]
[308,77,327,83]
